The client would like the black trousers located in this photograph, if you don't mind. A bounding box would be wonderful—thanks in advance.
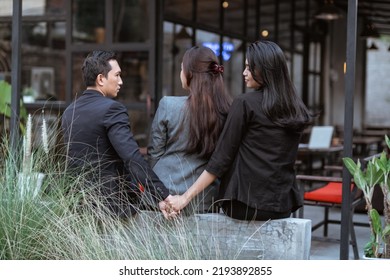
[221,199,291,221]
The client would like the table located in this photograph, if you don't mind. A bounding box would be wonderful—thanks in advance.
[297,145,344,175]
[342,136,383,156]
[360,129,388,137]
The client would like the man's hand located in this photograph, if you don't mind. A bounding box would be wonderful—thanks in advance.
[159,195,179,219]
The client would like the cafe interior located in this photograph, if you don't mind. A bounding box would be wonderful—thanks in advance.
[2,0,390,259]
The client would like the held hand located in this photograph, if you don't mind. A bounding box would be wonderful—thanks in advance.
[159,195,179,219]
[158,200,170,219]
[165,194,189,212]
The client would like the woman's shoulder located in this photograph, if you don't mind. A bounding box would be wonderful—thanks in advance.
[160,95,188,104]
[233,90,262,104]
[154,96,187,120]
[158,96,187,112]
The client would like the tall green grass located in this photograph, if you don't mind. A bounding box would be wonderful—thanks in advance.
[0,115,233,260]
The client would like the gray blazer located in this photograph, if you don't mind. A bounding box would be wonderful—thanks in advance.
[147,96,219,213]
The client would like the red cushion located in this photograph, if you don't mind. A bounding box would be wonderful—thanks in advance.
[304,182,353,204]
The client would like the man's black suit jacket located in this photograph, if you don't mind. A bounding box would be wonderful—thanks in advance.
[61,90,169,217]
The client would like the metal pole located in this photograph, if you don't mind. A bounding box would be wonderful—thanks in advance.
[10,0,22,151]
[341,0,358,260]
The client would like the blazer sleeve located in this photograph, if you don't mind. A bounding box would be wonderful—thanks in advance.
[147,96,168,167]
[206,96,248,177]
[104,101,169,200]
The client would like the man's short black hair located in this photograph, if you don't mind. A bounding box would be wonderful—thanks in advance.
[82,50,117,87]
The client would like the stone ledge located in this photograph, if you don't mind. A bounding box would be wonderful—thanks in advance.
[135,211,311,260]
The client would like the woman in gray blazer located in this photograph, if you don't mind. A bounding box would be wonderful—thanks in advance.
[147,46,232,213]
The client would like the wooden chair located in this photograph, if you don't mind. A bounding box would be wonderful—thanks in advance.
[296,174,365,259]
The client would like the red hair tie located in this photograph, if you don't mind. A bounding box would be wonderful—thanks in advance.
[211,63,224,74]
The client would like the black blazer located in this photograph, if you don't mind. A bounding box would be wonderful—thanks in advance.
[61,90,169,216]
[206,90,303,213]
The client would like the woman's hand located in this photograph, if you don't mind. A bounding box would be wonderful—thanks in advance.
[165,170,217,213]
[165,194,190,212]
[159,195,179,219]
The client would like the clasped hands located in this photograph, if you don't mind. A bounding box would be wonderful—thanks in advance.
[158,194,188,219]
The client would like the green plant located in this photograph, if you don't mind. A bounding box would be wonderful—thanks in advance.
[0,170,227,259]
[1,128,262,260]
[343,135,390,258]
[0,111,267,260]
[0,80,28,133]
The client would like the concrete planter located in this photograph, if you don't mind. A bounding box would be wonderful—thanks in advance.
[135,211,311,260]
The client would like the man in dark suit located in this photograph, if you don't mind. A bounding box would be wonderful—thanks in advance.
[61,50,172,219]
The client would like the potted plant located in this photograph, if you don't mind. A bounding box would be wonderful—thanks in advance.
[343,135,390,259]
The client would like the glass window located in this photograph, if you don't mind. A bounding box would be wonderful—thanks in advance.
[71,53,87,98]
[0,0,66,104]
[113,0,150,43]
[162,23,192,97]
[46,0,66,16]
[222,37,243,97]
[162,22,176,97]
[117,51,150,104]
[0,1,11,16]
[72,0,150,43]
[18,21,66,103]
[73,0,105,43]
[22,21,65,50]
[0,23,12,81]
[128,109,151,147]
[0,0,64,17]
[22,0,46,16]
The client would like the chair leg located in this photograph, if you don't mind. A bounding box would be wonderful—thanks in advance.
[323,206,329,237]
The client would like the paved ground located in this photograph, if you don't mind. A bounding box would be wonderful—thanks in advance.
[303,205,371,260]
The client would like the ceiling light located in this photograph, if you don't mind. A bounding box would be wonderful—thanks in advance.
[314,0,343,21]
[261,29,269,38]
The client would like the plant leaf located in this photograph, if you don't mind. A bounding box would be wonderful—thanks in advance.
[343,158,367,191]
[366,159,384,188]
[369,209,382,235]
[382,224,390,237]
[385,135,390,150]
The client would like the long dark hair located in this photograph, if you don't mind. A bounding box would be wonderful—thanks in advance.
[179,46,232,158]
[246,40,314,130]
